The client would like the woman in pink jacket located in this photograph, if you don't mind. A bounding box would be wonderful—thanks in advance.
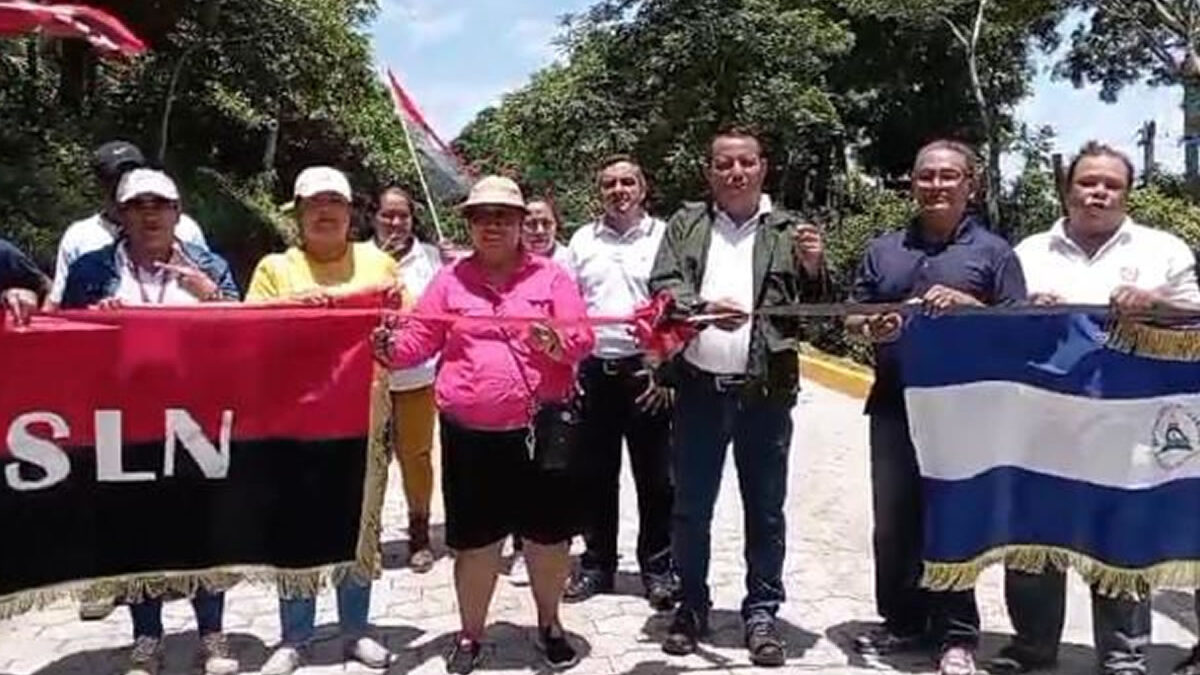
[374,176,594,673]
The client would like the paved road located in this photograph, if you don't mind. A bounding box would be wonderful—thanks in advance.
[1,380,1196,674]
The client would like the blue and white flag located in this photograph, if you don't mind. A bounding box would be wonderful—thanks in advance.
[901,314,1200,595]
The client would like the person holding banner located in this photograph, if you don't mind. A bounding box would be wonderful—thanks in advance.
[846,140,1026,675]
[371,184,442,574]
[46,140,209,311]
[58,168,240,675]
[648,126,832,667]
[563,155,678,610]
[0,237,49,326]
[524,195,575,269]
[61,168,238,309]
[248,166,400,674]
[991,142,1200,675]
[374,175,594,673]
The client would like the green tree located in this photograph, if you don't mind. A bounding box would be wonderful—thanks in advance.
[1058,1,1200,178]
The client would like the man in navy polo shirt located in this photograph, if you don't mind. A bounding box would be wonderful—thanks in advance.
[847,140,1026,675]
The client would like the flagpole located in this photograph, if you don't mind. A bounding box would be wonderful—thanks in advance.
[383,67,446,243]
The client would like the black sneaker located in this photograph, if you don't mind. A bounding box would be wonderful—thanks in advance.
[662,606,708,656]
[853,626,926,655]
[1176,645,1200,675]
[644,573,680,612]
[746,619,786,668]
[563,571,613,604]
[537,626,580,670]
[445,635,483,674]
[986,644,1057,674]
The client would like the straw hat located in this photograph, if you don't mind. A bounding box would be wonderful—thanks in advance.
[460,175,527,212]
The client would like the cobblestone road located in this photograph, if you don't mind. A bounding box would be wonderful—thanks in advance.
[1,380,1196,674]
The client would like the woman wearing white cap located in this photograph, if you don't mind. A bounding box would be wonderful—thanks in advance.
[247,166,401,674]
[60,167,240,675]
[373,175,594,673]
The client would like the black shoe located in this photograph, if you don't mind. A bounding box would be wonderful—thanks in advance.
[853,626,926,656]
[537,626,580,670]
[563,571,613,604]
[445,635,483,674]
[986,644,1058,674]
[746,619,786,667]
[644,573,680,612]
[1176,645,1200,675]
[662,607,708,656]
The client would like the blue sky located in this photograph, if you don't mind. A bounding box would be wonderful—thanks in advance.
[370,2,1184,180]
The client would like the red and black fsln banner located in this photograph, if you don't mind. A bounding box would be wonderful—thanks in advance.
[0,307,384,618]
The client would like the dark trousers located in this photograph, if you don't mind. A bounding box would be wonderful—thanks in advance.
[129,589,224,639]
[578,357,674,579]
[671,371,791,622]
[1004,568,1150,673]
[870,410,978,649]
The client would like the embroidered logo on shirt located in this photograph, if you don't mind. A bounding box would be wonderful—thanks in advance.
[1119,266,1140,284]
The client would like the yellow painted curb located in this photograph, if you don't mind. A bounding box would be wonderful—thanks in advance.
[799,351,873,400]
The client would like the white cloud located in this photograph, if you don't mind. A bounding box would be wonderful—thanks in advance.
[377,0,467,49]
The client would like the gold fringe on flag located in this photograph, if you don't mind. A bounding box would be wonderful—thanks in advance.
[921,545,1200,600]
[1106,319,1200,361]
[0,370,392,620]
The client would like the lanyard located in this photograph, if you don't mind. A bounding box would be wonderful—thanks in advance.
[126,258,169,305]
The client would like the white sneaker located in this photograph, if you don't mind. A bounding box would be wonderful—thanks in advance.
[200,633,239,675]
[345,636,393,669]
[260,646,301,675]
[509,553,530,586]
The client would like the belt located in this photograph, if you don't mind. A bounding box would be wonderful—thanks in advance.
[586,355,644,376]
[681,360,752,393]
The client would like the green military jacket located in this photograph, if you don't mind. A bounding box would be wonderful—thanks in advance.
[648,200,833,400]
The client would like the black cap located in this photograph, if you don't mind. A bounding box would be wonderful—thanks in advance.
[93,141,146,180]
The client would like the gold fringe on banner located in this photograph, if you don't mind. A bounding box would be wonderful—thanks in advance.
[0,369,393,620]
[1106,319,1200,361]
[921,545,1200,600]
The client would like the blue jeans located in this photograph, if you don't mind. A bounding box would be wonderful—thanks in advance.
[278,578,371,646]
[129,589,224,639]
[671,377,792,622]
[1004,568,1150,673]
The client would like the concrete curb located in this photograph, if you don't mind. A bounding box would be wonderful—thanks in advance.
[799,350,872,400]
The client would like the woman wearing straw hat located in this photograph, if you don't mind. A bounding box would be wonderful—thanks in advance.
[247,166,403,675]
[373,175,595,673]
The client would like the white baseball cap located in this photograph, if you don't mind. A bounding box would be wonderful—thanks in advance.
[293,166,352,201]
[116,168,180,204]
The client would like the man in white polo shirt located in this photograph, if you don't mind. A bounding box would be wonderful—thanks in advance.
[562,155,678,610]
[45,140,208,309]
[992,142,1200,675]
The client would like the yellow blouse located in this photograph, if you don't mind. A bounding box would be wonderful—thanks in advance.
[245,241,399,301]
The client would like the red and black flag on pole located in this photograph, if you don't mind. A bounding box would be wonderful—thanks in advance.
[0,307,386,618]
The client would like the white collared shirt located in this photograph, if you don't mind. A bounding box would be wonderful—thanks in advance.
[112,242,202,306]
[387,241,443,391]
[685,195,773,375]
[1015,217,1200,304]
[48,212,207,303]
[568,214,666,358]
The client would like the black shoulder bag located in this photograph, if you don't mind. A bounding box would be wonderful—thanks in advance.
[498,326,584,472]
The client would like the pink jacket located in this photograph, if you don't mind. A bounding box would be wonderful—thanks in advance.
[389,253,595,431]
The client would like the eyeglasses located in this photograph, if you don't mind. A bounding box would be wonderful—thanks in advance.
[522,217,556,233]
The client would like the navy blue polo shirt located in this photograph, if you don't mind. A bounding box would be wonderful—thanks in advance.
[850,215,1027,414]
[0,238,45,294]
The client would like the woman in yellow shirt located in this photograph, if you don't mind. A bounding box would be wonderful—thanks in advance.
[249,167,400,675]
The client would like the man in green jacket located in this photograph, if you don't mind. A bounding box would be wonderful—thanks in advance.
[649,126,831,667]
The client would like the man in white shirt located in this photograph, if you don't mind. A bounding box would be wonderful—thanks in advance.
[46,141,207,308]
[649,127,831,667]
[561,156,677,610]
[993,142,1200,675]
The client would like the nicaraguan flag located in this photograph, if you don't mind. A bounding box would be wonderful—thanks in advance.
[901,314,1200,596]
